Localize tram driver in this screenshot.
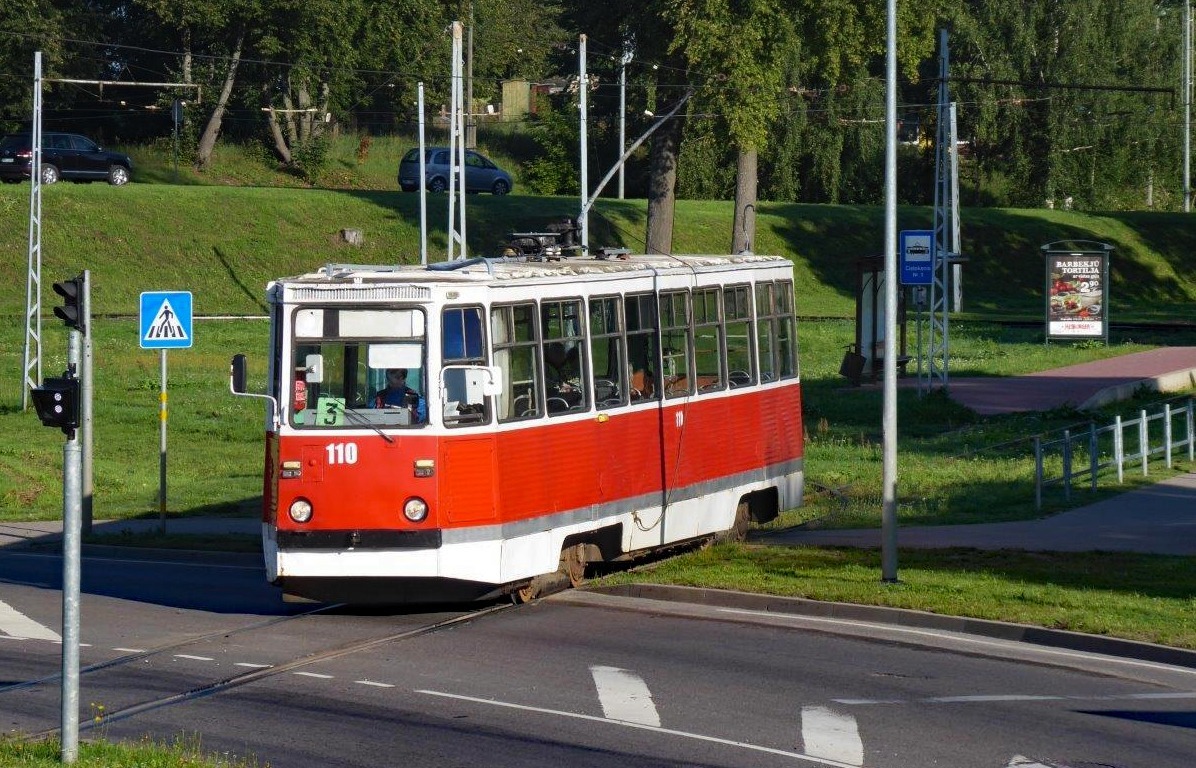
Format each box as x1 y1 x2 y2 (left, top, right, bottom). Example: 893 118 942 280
373 368 427 422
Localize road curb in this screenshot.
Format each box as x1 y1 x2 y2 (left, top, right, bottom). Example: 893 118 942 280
13 540 262 568
585 583 1196 671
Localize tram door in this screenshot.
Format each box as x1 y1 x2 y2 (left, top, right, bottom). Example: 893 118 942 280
605 294 667 507
439 307 497 524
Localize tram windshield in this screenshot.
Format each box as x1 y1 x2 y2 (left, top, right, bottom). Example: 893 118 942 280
288 307 427 428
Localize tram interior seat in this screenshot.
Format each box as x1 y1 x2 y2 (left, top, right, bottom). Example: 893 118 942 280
630 370 654 399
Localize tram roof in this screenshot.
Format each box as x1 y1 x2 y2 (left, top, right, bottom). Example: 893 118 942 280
275 253 792 288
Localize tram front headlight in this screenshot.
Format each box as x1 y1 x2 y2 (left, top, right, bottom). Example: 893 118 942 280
288 498 314 524
403 497 428 523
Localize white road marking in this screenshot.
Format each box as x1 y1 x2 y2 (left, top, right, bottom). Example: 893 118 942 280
0 599 60 641
418 689 863 767
355 680 395 688
590 665 661 726
174 654 214 661
718 607 1196 677
235 662 273 669
113 647 146 653
1006 756 1055 768
801 706 864 766
836 690 1196 706
293 672 333 679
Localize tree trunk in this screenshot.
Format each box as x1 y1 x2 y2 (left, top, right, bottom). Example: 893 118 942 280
646 106 685 254
195 29 244 169
265 82 293 165
731 147 758 254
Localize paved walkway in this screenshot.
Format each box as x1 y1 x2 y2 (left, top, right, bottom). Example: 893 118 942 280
943 346 1196 415
758 471 1196 555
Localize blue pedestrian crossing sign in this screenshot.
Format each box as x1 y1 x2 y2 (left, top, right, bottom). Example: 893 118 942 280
140 291 193 349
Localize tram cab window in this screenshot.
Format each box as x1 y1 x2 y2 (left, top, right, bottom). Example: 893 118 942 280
541 299 588 415
442 306 491 426
288 307 427 429
625 293 659 401
493 303 542 422
659 291 693 398
589 296 627 408
725 284 756 387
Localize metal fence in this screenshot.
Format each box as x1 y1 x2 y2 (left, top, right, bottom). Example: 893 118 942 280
1033 398 1196 510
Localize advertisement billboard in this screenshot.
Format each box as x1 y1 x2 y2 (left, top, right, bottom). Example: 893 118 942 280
1044 248 1109 342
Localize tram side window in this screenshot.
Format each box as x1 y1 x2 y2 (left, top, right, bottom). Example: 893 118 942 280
756 281 799 382
724 284 755 387
442 306 490 426
693 287 724 394
775 280 799 378
589 295 627 408
659 291 692 398
541 299 589 415
492 303 542 422
625 293 660 401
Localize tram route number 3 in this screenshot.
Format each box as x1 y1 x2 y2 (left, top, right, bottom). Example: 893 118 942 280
326 442 358 464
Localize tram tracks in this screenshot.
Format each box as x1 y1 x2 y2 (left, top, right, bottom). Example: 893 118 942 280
8 601 514 741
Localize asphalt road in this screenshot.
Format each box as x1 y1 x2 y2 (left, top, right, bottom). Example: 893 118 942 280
2 550 1195 768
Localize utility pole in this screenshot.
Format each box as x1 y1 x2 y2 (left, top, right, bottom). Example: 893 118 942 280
619 47 633 199
22 51 43 411
579 34 589 253
466 1 476 148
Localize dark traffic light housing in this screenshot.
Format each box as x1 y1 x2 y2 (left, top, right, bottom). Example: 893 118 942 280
53 276 85 333
31 375 80 437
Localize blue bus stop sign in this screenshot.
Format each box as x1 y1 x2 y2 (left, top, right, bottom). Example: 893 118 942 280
899 230 934 286
140 291 193 349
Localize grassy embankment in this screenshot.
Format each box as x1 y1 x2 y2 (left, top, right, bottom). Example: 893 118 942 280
1 142 1195 653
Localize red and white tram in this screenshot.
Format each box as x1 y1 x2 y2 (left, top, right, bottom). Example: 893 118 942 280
231 252 803 602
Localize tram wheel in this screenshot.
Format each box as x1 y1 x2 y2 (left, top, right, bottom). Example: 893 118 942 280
712 501 752 545
561 543 588 587
511 571 570 604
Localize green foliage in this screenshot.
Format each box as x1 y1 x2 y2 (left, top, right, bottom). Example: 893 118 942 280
289 133 331 181
0 734 263 767
521 98 580 195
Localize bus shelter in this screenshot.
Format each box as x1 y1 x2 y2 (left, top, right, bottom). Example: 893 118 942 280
839 254 908 386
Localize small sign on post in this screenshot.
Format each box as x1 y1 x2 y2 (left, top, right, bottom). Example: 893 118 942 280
899 230 934 285
139 291 193 533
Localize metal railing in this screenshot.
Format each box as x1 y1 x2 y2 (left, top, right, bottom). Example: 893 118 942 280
1034 398 1196 510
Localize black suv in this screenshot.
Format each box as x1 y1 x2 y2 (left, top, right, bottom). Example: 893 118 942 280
0 132 133 186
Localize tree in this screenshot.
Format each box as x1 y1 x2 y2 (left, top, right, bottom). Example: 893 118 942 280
667 0 794 253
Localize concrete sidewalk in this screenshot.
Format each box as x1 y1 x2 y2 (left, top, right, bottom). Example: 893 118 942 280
0 515 260 551
757 471 1196 555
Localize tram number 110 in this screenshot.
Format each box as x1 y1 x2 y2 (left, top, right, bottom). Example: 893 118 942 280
326 442 359 465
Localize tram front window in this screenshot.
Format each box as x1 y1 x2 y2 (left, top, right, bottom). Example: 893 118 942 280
289 307 427 428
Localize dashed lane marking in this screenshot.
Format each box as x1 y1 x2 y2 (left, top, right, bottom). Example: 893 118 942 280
0 599 60 641
356 680 395 688
418 689 865 767
590 665 661 726
293 672 333 679
173 654 215 662
801 706 864 766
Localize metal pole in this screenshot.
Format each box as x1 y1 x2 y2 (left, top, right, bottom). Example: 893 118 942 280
60 331 82 764
418 82 427 266
159 349 168 533
618 50 629 199
22 51 44 410
1115 414 1124 484
81 270 93 534
579 34 589 254
881 0 899 582
1185 0 1191 212
465 2 475 149
1034 436 1043 511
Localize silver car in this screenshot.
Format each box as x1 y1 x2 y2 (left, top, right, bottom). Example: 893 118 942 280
397 147 512 195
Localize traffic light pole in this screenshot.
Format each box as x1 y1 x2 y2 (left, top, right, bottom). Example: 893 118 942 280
60 332 82 764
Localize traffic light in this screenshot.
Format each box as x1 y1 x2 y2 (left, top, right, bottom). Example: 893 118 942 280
31 376 80 436
53 276 85 333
